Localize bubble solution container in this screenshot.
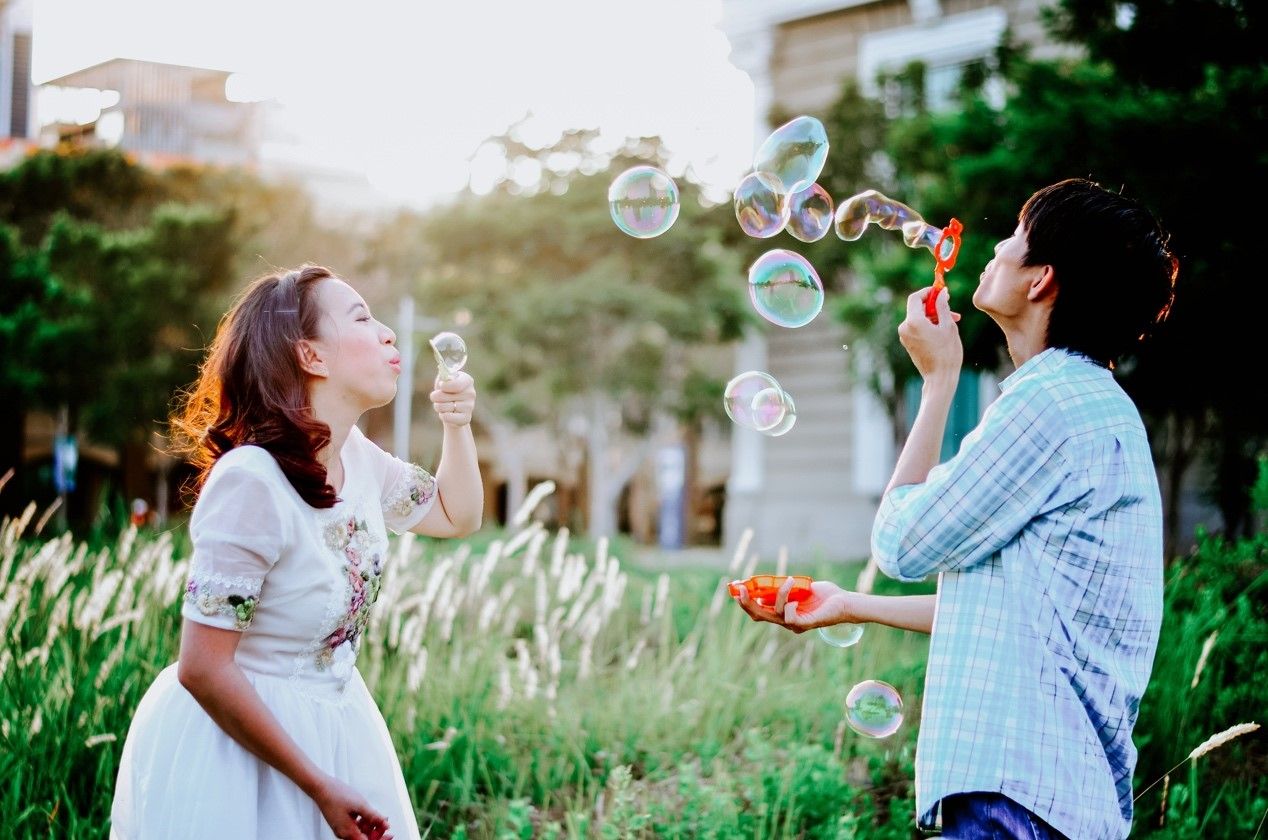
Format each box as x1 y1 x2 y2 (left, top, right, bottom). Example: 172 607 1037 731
727 575 814 608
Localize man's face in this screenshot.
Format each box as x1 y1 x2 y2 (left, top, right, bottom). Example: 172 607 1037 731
972 222 1045 320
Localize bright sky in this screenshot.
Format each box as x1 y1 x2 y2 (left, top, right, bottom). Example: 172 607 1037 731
33 0 758 209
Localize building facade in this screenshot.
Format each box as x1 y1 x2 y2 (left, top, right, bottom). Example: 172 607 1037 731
39 58 261 167
0 0 35 143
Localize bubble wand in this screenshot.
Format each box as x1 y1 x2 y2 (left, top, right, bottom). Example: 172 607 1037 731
925 218 963 323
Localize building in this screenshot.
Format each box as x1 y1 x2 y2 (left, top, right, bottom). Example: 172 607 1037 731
0 0 35 143
720 0 1061 561
39 58 261 167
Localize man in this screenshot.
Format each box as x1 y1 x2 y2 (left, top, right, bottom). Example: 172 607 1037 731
733 179 1178 839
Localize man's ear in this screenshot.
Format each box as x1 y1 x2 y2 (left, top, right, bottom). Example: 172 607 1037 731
1028 265 1057 303
297 340 328 377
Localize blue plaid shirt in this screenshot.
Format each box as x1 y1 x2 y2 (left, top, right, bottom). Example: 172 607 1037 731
872 348 1164 839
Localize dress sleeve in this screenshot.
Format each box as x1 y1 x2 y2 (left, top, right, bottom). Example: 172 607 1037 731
349 426 438 534
181 455 289 631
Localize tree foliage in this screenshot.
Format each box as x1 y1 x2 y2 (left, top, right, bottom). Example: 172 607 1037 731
363 129 750 534
0 149 354 520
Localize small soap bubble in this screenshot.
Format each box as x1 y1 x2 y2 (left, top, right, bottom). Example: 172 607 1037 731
845 679 904 738
786 183 834 243
734 172 789 239
723 371 781 429
749 387 788 432
429 332 468 380
759 390 797 437
608 166 680 239
819 624 865 648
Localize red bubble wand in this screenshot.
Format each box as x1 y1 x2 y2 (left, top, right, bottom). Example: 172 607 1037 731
924 218 963 323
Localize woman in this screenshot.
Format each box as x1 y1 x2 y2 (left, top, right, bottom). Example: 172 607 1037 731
111 265 483 840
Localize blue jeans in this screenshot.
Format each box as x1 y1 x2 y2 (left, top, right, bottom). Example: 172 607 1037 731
939 792 1067 839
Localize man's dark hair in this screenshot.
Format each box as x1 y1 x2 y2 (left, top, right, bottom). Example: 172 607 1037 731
1020 178 1178 368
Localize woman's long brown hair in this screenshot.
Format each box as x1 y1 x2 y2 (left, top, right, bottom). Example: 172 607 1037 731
171 264 339 508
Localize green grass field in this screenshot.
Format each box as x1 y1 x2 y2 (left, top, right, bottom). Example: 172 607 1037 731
1 494 1263 838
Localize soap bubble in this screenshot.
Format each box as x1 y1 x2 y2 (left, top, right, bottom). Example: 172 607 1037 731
429 332 468 381
759 391 797 437
835 190 922 241
723 371 781 429
845 679 904 738
902 220 941 251
734 172 789 239
786 183 834 243
608 166 680 238
818 623 865 648
748 249 824 328
749 387 788 432
754 115 830 195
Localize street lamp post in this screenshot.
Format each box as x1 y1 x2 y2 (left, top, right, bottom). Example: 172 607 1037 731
393 294 440 462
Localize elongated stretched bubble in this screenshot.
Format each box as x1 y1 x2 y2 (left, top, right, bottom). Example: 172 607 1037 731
835 189 943 255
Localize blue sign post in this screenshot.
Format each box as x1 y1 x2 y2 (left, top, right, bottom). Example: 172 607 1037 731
53 435 78 494
655 444 686 550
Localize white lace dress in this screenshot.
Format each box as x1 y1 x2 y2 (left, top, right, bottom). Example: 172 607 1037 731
111 426 437 839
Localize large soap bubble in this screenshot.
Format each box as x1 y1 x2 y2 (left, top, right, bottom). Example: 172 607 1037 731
754 116 830 195
748 249 824 329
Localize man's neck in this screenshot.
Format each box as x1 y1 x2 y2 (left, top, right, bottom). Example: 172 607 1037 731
1005 334 1047 369
1000 312 1049 370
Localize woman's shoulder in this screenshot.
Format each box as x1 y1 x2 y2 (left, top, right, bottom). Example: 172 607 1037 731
204 444 288 493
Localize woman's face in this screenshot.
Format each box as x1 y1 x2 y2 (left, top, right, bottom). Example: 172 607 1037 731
309 278 401 410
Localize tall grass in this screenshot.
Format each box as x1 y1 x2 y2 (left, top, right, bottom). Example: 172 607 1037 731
0 492 929 839
2 477 1263 838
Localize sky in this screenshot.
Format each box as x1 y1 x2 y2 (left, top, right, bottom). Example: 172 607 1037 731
33 0 759 209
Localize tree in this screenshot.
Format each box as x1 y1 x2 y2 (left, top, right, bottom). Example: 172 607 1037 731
0 148 367 521
364 129 749 538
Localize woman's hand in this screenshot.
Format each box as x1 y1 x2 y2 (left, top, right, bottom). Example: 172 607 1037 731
431 371 476 428
732 578 864 634
312 775 394 840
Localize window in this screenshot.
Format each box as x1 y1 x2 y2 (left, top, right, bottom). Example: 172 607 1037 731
858 6 1007 110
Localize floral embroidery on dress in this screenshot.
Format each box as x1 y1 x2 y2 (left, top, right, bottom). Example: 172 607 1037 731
316 515 384 672
384 464 436 521
184 575 260 630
